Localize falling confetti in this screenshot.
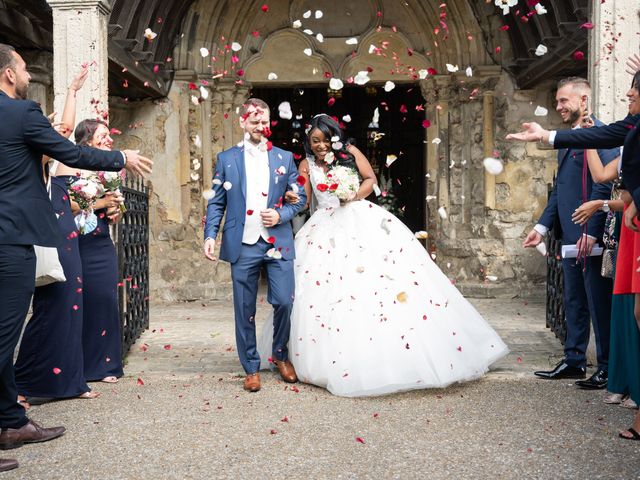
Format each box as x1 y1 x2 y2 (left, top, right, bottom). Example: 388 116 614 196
199 47 210 57
483 157 504 175
534 106 548 116
329 78 344 90
268 72 278 80
383 81 396 92
535 44 547 56
53 367 62 375
438 206 447 219
144 28 157 41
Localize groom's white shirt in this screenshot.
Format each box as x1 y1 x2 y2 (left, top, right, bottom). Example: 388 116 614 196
242 140 270 244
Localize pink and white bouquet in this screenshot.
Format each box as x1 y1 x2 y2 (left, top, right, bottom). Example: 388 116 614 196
323 165 360 203
68 175 104 234
97 170 127 213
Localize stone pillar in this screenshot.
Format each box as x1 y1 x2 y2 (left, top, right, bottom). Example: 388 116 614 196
588 0 640 122
46 0 111 124
483 92 495 209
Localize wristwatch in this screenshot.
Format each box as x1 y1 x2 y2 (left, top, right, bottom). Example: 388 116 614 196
602 200 610 213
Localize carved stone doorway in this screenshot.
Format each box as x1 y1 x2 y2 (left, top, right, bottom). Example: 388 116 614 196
252 84 426 232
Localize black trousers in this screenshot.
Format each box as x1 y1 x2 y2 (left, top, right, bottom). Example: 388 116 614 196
0 245 34 428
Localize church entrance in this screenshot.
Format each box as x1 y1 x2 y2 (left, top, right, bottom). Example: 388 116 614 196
252 85 426 233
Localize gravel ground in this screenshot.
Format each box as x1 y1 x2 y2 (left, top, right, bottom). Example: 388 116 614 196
5 298 639 479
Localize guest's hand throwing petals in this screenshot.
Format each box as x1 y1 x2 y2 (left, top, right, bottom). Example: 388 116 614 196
506 122 550 143
123 150 153 177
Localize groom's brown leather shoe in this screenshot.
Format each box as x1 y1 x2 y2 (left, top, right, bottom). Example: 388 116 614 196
243 373 261 392
0 420 65 450
274 360 298 383
0 458 18 472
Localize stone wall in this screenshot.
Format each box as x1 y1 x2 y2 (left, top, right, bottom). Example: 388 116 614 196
104 69 563 302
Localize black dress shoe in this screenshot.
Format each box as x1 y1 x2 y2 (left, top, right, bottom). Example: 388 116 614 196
575 369 608 389
534 361 586 380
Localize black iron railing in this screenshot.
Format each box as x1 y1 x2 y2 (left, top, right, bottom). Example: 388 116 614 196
115 176 150 358
545 179 567 344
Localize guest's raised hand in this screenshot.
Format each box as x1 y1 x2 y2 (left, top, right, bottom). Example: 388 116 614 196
522 229 543 248
284 190 300 204
69 66 89 92
572 200 601 225
123 150 153 177
625 54 640 76
506 122 548 142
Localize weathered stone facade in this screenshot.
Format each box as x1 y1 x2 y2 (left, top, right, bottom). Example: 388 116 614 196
23 0 638 302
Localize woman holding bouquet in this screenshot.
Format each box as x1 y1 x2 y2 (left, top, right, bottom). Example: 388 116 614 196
258 114 508 397
65 119 125 384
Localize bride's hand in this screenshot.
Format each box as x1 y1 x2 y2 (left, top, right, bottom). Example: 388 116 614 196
284 190 300 205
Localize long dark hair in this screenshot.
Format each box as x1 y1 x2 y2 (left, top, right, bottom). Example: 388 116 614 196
74 119 108 146
304 114 357 170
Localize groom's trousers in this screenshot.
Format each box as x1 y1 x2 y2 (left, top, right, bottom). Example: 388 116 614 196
231 239 295 374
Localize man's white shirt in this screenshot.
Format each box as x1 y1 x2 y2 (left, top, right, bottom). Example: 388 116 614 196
242 141 270 244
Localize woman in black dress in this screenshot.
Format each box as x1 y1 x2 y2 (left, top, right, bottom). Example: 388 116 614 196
72 119 125 383
14 68 99 401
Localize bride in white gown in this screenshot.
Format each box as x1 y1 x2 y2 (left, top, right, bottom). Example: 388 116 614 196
258 114 508 397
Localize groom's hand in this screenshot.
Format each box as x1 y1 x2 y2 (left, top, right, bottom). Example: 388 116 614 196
203 238 217 261
261 209 280 228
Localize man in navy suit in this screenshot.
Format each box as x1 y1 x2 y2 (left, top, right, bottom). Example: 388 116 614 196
204 98 306 392
520 77 620 387
0 43 152 471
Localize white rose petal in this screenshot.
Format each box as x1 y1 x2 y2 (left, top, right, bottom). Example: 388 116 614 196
190 95 199 106
486 275 498 282
384 81 395 92
534 106 549 116
199 47 209 57
535 3 547 15
346 37 358 45
303 29 313 35
368 44 377 54
418 69 429 79
315 10 323 19
190 172 200 181
446 63 459 73
231 42 242 52
342 114 352 123
437 206 447 219
267 72 278 80
324 152 335 164
465 66 473 77
199 86 209 99
330 135 340 142
212 178 222 186
332 142 343 150
386 154 398 167
354 71 370 85
303 10 311 18
414 231 429 239
193 134 201 148
144 28 157 40
329 78 344 90
292 20 302 28
483 157 504 175
267 248 283 259
316 33 324 43
303 48 312 56
535 44 548 56
223 181 233 190
432 137 442 145
202 189 215 200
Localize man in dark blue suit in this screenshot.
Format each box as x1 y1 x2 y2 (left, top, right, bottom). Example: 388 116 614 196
203 99 306 392
0 44 152 471
520 77 620 388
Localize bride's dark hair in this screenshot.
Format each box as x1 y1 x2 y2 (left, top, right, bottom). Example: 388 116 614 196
304 114 357 171
74 119 108 146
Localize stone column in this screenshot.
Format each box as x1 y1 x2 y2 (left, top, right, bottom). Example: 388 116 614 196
46 0 111 124
588 0 640 122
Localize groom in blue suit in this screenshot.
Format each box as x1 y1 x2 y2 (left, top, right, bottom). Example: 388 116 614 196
522 77 619 387
204 98 306 392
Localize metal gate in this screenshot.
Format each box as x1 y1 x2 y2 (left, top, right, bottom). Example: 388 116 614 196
545 180 567 344
115 176 150 358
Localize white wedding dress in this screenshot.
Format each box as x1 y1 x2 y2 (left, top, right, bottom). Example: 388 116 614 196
258 158 509 397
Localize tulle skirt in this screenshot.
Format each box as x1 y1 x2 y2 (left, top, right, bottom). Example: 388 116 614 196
258 200 508 397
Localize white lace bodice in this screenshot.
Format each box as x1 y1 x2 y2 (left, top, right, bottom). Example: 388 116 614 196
307 157 340 209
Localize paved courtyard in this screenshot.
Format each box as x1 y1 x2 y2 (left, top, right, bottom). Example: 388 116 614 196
6 296 640 479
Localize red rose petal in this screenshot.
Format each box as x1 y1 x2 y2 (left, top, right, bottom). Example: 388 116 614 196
261 4 269 12
356 437 366 444
267 236 276 244
53 367 62 375
164 344 172 350
247 209 254 215
422 119 431 128
572 51 585 61
137 377 145 386
297 175 306 186
327 97 336 106
316 183 329 192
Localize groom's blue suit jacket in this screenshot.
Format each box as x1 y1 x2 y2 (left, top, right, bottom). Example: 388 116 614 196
539 119 619 243
204 144 306 263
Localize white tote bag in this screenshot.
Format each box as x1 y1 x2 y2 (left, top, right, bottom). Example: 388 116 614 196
35 162 66 287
